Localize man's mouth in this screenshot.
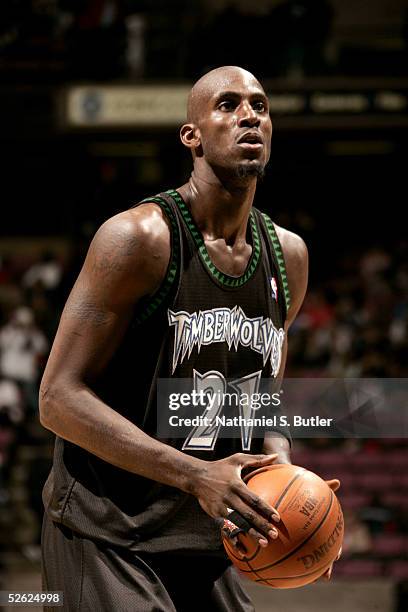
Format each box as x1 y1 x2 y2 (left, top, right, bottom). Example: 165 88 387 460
237 131 264 149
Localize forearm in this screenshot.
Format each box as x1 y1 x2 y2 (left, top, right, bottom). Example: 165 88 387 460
39 382 206 494
262 432 292 464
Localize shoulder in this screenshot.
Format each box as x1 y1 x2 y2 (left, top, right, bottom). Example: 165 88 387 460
273 224 308 326
273 224 308 276
93 202 171 255
84 202 172 298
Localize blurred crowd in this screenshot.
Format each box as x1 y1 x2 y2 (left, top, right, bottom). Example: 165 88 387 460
287 240 408 377
0 250 65 562
1 0 408 81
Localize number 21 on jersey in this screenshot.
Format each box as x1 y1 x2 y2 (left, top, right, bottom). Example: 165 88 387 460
182 369 262 452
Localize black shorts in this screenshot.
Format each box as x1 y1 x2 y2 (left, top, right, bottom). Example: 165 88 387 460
41 513 255 612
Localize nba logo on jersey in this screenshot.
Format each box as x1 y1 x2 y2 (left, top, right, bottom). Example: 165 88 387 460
270 277 278 302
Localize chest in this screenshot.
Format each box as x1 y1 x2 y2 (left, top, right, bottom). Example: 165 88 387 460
203 238 253 277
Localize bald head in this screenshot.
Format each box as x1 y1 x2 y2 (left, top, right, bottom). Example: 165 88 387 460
180 65 272 180
187 66 264 123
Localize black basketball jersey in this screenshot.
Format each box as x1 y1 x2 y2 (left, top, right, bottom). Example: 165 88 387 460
42 189 291 556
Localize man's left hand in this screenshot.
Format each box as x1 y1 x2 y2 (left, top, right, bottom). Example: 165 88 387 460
320 478 342 581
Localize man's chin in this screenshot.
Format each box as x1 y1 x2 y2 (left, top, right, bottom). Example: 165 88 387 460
235 161 265 180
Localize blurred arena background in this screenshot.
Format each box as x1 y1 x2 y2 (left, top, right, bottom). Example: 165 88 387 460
0 1 407 610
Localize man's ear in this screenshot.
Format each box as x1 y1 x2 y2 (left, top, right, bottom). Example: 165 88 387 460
180 123 201 152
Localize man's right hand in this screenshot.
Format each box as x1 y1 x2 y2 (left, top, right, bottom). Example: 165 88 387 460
191 453 281 556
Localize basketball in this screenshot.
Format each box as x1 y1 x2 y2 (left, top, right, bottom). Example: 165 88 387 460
222 464 344 589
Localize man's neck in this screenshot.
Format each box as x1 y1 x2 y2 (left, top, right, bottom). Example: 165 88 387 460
177 167 257 247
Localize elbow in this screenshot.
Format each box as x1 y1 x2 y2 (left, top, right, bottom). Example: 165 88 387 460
39 380 61 432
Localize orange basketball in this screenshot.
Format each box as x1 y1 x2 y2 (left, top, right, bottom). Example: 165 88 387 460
222 464 344 589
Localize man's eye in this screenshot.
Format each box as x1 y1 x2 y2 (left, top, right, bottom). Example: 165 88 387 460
219 101 234 111
254 102 266 112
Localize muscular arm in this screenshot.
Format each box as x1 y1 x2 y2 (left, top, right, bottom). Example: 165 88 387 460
262 226 309 462
39 203 207 493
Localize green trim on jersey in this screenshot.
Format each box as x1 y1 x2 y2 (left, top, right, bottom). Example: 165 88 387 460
134 195 179 323
167 189 261 288
262 213 291 313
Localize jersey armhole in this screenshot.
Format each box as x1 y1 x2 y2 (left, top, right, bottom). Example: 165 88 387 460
261 213 291 316
132 195 181 324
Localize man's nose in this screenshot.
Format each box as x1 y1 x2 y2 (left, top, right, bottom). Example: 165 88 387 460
237 102 260 127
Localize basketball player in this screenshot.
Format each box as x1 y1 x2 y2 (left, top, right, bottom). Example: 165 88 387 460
39 66 340 611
